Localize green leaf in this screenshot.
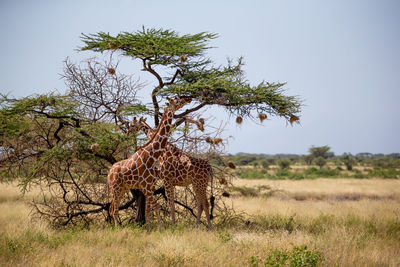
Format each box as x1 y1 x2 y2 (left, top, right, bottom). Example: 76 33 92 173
80 27 218 66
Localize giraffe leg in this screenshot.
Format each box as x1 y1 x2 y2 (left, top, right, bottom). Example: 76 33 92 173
144 193 161 232
154 198 161 231
195 198 203 228
165 182 176 225
202 195 212 230
194 185 212 229
144 194 151 232
193 185 204 228
110 188 123 226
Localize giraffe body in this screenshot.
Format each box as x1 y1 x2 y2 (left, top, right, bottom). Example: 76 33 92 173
107 97 191 231
130 118 213 229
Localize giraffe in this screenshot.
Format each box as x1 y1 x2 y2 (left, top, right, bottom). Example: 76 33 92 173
107 97 192 231
129 117 214 229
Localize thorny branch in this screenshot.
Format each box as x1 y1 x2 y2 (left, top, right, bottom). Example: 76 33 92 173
2 56 236 228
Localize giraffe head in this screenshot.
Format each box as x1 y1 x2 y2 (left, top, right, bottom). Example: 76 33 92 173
129 117 157 139
129 117 148 134
166 97 192 112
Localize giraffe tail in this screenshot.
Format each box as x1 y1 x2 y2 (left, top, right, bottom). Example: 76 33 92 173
208 165 215 220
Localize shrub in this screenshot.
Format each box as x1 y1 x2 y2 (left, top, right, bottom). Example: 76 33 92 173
216 229 232 243
261 160 270 169
368 169 400 179
275 170 305 180
277 159 291 170
236 168 269 179
249 246 322 267
341 154 357 171
314 156 327 169
304 167 339 178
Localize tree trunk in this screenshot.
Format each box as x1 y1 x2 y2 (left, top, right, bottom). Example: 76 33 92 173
131 189 146 225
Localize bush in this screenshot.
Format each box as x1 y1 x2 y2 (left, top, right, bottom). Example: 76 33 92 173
314 156 327 169
261 160 270 169
249 245 322 267
368 169 400 179
236 168 269 179
277 159 291 170
304 167 339 178
274 170 305 180
341 154 356 171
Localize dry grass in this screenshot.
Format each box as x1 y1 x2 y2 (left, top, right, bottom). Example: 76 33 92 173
1 179 400 266
233 178 400 195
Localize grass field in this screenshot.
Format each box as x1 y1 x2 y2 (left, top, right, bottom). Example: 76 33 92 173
1 178 399 266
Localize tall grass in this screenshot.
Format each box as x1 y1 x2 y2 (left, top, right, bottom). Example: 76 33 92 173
1 179 400 266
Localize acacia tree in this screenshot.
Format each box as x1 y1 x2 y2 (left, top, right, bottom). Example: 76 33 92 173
1 27 302 227
80 27 302 222
309 145 332 159
0 58 149 226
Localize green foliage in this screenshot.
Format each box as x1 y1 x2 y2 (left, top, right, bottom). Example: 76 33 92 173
372 158 400 169
303 155 313 165
236 168 269 179
249 246 322 267
235 155 259 166
340 153 356 170
234 162 399 180
274 170 305 180
367 169 400 179
1 93 78 119
80 27 302 122
308 145 332 159
261 160 270 169
277 159 291 170
304 167 339 178
80 27 217 66
216 229 233 243
313 157 327 169
165 68 301 119
0 94 77 140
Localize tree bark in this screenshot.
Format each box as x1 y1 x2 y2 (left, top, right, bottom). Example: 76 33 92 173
131 189 146 225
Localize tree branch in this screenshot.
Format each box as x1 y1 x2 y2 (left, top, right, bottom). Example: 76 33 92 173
141 59 165 126
54 121 64 144
153 187 197 219
165 69 182 86
174 102 206 118
152 86 161 126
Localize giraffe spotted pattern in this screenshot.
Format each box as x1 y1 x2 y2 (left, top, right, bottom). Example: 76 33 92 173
107 97 192 231
130 117 213 229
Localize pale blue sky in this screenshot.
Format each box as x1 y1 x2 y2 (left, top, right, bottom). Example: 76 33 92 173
1 0 399 155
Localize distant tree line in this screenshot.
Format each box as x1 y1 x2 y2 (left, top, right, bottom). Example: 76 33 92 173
223 146 400 171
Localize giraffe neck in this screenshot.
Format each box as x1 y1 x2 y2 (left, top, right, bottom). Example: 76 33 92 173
141 119 181 153
143 107 174 159
141 121 156 139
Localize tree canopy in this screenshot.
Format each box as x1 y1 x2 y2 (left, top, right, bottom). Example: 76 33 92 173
80 27 302 125
309 145 333 159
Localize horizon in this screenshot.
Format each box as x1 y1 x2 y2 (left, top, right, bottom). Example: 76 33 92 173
229 151 400 157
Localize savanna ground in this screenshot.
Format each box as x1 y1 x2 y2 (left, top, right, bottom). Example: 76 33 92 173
1 176 400 266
